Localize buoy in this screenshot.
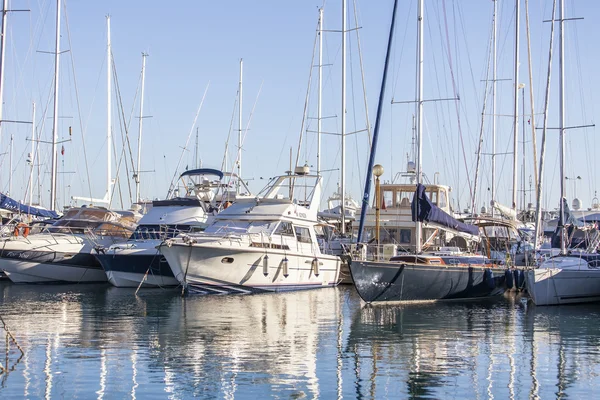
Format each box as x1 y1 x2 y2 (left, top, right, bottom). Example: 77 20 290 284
518 269 525 289
513 269 524 289
505 269 514 289
312 257 320 276
282 257 289 278
262 254 269 276
484 268 495 289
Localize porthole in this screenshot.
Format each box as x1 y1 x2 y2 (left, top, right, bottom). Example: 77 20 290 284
221 257 234 264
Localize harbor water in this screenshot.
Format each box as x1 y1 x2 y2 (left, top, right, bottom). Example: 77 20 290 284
1 282 599 399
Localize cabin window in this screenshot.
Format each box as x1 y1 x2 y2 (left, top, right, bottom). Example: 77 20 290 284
381 228 398 244
383 190 394 208
429 191 438 206
294 226 312 243
396 190 412 208
274 221 295 237
399 229 411 244
439 190 448 208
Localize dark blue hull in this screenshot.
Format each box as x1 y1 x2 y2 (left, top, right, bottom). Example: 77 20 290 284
349 260 506 302
95 253 178 288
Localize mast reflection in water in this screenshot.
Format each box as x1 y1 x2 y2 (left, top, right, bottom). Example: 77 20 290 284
1 282 600 398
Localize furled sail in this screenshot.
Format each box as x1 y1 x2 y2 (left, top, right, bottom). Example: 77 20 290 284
411 183 479 236
0 193 59 219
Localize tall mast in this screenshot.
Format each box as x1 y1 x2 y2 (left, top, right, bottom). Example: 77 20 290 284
558 0 566 254
106 15 112 205
0 0 8 172
8 133 12 194
135 52 147 203
512 0 520 210
415 0 424 253
340 0 347 234
317 8 323 176
491 0 497 216
195 127 199 168
29 103 36 206
237 58 243 194
49 0 61 211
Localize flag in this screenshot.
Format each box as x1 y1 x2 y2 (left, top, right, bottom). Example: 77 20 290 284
381 197 387 210
61 145 65 156
528 118 531 125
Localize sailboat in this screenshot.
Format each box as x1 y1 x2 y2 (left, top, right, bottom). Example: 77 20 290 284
348 0 507 303
0 15 142 284
525 0 600 306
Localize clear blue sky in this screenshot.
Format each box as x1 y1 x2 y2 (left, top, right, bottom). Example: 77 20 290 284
1 0 599 214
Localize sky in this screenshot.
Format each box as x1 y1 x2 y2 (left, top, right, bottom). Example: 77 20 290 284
0 0 599 215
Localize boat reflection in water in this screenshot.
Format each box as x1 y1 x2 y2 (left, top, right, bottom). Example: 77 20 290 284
2 284 600 398
346 295 600 399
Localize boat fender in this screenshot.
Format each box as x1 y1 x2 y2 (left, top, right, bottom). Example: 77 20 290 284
513 269 524 289
484 268 495 289
312 257 320 276
504 269 514 289
282 257 289 278
262 254 269 276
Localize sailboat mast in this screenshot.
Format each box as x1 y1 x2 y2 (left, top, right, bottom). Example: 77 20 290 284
317 7 323 176
0 0 7 168
49 0 61 211
135 52 147 203
559 0 566 254
415 0 424 253
106 15 112 206
8 133 12 194
29 103 36 206
237 58 243 194
512 0 521 210
340 0 347 234
491 0 497 216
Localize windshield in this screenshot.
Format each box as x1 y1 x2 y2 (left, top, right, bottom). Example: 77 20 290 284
204 220 279 235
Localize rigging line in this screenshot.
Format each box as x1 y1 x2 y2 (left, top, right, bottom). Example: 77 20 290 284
428 4 457 195
111 57 133 207
472 18 494 214
347 22 363 193
111 55 135 203
391 0 415 95
221 95 238 173
63 4 93 201
352 0 371 147
293 16 319 172
166 83 210 199
571 15 594 197
441 0 473 207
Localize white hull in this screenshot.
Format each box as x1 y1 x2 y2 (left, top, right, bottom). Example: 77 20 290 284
0 234 110 283
2 258 107 283
106 270 178 288
525 257 600 305
160 242 341 294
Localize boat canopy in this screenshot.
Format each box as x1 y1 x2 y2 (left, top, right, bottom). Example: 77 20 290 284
412 184 479 236
179 168 224 180
0 192 59 219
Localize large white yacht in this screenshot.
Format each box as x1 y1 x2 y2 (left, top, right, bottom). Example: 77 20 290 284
0 206 140 283
95 169 251 288
159 168 342 294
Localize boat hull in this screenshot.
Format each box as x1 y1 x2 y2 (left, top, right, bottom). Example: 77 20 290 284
349 260 505 303
0 235 109 283
160 242 341 294
525 264 600 306
95 244 178 288
1 255 106 283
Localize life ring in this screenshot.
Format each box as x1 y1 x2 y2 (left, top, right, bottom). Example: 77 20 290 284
13 222 30 238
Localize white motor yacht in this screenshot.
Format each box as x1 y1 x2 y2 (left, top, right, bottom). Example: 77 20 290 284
95 169 251 288
0 206 139 283
159 169 342 294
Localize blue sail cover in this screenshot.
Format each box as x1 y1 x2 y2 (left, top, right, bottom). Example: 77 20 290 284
0 193 59 219
411 184 479 236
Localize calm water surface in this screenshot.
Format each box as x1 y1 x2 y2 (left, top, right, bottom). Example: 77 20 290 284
0 282 599 399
